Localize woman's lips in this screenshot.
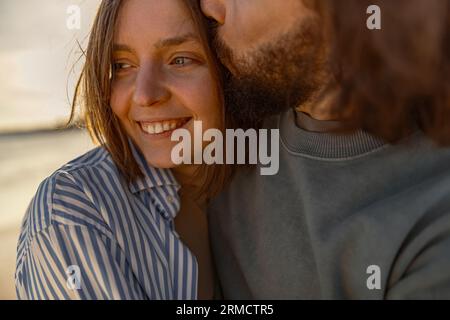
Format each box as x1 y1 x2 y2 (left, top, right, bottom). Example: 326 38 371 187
138 117 192 135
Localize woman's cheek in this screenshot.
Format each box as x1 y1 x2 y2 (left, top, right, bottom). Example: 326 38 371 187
201 75 222 129
184 72 222 128
110 80 132 120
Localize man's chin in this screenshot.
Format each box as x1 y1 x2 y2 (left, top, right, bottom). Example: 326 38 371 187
217 18 326 126
223 76 292 128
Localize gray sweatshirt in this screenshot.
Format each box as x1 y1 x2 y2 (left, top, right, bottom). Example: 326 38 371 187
208 109 450 299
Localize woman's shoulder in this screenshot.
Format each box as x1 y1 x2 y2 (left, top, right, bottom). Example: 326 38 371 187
38 145 116 199
45 145 118 187
19 147 117 242
62 145 113 172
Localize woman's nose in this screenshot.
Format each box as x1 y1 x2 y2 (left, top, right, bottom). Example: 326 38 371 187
200 0 226 25
132 64 170 108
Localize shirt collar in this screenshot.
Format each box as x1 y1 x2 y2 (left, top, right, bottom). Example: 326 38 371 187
127 139 181 220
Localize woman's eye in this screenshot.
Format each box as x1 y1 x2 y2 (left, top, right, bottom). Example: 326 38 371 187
114 63 132 71
170 57 194 67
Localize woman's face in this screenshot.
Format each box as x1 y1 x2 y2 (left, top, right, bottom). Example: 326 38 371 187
111 0 222 169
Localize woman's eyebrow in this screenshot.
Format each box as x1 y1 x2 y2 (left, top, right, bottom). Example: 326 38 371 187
112 33 201 54
154 32 200 49
112 44 136 54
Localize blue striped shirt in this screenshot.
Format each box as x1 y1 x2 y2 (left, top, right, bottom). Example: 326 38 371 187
15 141 198 300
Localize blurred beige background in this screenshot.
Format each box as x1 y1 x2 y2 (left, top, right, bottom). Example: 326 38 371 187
0 0 101 299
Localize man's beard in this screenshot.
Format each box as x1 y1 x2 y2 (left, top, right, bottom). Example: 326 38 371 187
213 17 328 127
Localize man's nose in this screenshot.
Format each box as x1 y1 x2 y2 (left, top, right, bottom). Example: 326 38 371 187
133 64 170 108
200 0 226 24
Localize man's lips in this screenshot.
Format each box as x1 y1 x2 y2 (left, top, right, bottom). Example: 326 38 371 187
138 117 192 135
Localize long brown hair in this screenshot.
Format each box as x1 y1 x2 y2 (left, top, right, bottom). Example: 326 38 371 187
318 0 450 145
68 0 232 198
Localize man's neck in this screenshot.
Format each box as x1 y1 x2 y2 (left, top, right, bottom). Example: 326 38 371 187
296 88 340 121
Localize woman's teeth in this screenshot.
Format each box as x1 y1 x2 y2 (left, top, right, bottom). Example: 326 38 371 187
140 119 188 135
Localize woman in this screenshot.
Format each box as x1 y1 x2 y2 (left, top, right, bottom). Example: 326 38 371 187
15 0 231 300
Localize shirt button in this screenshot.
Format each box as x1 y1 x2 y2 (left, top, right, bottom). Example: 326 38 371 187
166 195 175 204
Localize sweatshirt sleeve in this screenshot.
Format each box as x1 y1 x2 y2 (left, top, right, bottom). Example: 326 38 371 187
386 212 450 299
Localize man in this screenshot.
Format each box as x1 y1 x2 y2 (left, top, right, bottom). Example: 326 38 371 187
201 0 450 299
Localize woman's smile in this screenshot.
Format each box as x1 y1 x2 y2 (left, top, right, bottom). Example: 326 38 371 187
137 117 193 139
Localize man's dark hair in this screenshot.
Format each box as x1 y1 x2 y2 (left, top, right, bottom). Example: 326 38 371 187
323 0 450 145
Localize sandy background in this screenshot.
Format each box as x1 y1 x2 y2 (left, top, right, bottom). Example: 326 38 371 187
0 129 94 299
0 0 100 299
